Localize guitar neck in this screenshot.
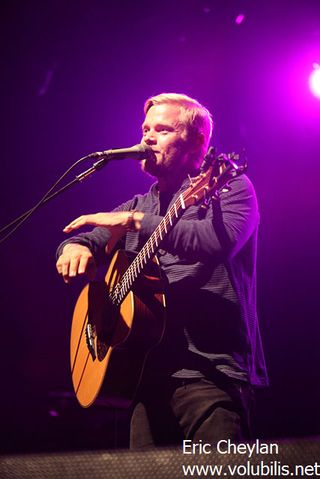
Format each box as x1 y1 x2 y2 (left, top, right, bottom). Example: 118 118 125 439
111 192 187 306
109 158 245 306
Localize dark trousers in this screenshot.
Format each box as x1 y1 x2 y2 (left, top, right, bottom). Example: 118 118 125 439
130 376 253 449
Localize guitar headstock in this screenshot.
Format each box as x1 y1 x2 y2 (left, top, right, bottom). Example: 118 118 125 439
183 150 247 209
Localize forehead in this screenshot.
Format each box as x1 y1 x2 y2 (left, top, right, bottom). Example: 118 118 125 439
143 103 183 125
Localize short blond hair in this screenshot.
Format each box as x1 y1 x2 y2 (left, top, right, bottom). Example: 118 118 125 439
144 93 213 162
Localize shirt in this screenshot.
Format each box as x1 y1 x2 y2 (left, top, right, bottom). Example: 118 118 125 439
57 173 269 387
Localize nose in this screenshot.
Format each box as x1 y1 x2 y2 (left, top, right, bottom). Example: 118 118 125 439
143 129 157 145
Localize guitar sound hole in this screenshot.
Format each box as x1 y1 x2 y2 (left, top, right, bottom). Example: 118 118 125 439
97 338 109 361
88 280 118 344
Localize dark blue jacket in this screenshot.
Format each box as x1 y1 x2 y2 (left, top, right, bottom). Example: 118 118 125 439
57 173 268 387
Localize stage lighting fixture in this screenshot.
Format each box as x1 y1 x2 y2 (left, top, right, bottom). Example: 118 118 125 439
309 64 320 99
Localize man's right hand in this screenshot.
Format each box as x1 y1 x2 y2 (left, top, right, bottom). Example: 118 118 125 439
56 243 96 283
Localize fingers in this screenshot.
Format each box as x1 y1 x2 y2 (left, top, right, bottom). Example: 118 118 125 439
62 213 109 232
58 211 134 283
62 212 129 233
78 254 90 275
68 254 82 278
56 255 75 283
63 215 91 233
56 244 95 283
56 256 72 283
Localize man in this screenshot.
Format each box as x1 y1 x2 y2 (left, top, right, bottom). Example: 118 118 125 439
56 93 268 448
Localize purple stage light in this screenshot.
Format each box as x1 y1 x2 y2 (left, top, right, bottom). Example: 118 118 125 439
235 14 245 25
309 64 320 99
48 409 59 417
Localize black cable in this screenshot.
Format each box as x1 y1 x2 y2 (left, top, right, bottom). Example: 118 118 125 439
0 155 89 245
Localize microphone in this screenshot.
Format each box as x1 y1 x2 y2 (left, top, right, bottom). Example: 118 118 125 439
85 143 153 161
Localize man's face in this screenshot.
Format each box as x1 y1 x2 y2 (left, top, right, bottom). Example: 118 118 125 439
141 103 194 178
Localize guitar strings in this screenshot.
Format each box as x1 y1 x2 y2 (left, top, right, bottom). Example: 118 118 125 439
111 196 184 307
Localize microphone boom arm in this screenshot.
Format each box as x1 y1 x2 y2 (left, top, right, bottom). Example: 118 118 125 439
0 146 148 243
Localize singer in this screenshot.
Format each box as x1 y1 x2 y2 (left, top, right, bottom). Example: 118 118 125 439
56 93 268 448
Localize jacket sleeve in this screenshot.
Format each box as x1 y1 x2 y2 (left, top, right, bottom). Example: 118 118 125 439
138 175 259 261
55 197 136 264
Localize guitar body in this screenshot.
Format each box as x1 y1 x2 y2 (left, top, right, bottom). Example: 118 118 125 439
70 250 166 408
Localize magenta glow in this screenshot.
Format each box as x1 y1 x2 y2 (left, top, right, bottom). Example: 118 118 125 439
235 14 245 25
309 64 320 99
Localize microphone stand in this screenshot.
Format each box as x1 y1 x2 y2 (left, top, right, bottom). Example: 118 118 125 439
0 155 112 243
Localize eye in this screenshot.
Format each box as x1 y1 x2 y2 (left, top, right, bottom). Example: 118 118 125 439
157 126 172 133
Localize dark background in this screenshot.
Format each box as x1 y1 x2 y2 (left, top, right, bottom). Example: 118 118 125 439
1 0 320 453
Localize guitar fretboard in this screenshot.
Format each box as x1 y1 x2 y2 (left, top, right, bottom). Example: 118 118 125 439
110 192 186 306
108 158 243 307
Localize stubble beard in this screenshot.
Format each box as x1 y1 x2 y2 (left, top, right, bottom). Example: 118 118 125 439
140 153 169 178
141 145 198 183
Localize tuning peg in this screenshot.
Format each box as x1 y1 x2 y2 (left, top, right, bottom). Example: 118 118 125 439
200 187 211 209
200 146 216 172
188 174 196 187
211 191 220 200
200 202 209 210
221 184 231 193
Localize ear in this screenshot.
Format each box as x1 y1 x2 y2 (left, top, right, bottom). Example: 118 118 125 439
188 130 204 153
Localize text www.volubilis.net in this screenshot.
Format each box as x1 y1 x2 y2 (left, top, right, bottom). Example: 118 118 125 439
182 461 320 477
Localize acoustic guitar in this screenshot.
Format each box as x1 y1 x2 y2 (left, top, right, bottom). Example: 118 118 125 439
70 153 246 407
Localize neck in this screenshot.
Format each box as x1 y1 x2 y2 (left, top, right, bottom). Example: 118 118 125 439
157 175 184 193
157 166 200 193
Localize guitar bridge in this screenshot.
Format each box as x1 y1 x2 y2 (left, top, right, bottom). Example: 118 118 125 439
85 323 97 360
